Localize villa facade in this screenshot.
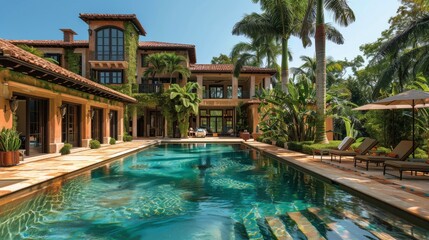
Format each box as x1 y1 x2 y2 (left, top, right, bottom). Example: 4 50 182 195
3 13 276 143
0 39 136 156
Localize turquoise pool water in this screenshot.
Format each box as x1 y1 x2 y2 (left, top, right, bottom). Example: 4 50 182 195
0 144 427 239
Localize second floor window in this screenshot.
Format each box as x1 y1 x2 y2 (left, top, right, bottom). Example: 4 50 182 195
209 86 224 98
96 27 124 61
98 71 123 84
227 86 243 99
44 53 61 65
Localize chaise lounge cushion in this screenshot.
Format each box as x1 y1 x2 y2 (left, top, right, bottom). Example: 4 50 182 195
355 140 414 162
330 138 377 157
384 161 429 170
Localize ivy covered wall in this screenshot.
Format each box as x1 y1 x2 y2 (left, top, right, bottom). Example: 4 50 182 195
64 49 81 75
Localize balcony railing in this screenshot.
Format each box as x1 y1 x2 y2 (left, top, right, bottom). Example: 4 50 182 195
203 92 251 99
138 84 163 93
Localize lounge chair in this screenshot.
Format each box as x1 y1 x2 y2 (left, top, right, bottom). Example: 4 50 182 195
383 160 429 180
312 137 355 161
354 140 416 171
330 138 378 163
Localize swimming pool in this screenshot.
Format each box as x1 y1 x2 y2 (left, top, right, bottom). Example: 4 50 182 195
0 144 427 239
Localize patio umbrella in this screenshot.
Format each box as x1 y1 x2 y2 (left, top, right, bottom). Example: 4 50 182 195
369 90 429 157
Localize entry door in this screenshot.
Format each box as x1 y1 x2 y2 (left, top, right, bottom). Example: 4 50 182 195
62 104 81 147
109 110 118 140
91 108 103 142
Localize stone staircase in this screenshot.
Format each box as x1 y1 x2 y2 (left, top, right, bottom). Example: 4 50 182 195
233 205 421 240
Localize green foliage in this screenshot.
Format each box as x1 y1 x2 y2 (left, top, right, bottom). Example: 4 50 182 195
109 138 116 145
123 134 133 142
64 49 81 74
167 82 201 137
59 143 72 155
143 52 190 83
89 139 101 149
124 21 139 88
236 102 249 133
0 128 21 152
287 141 314 152
302 141 343 155
211 54 233 64
17 44 59 64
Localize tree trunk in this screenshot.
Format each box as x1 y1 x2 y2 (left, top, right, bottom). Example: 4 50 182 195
281 37 289 93
314 0 329 144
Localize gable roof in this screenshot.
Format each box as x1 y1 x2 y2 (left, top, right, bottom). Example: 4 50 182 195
79 13 146 36
139 41 197 64
190 64 277 75
0 39 136 103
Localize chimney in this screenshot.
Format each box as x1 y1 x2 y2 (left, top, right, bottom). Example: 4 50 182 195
60 29 77 42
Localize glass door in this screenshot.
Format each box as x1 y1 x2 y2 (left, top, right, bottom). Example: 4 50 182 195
62 104 81 147
109 110 118 139
91 108 103 142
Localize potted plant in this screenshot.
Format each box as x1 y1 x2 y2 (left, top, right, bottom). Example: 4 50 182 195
0 128 22 167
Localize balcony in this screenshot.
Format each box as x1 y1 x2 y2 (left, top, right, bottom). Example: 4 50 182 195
138 83 163 93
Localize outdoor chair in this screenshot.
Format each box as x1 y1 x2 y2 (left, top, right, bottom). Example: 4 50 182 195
354 140 416 171
383 160 429 180
330 138 378 163
312 137 355 161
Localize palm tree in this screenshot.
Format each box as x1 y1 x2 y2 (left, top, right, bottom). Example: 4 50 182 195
143 53 167 82
163 53 191 84
231 35 281 77
167 82 201 138
300 0 355 143
373 14 429 97
17 44 59 64
232 0 306 91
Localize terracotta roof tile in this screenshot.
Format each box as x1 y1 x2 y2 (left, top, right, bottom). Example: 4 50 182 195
0 39 136 103
190 64 277 74
79 13 146 36
139 41 197 64
9 40 89 47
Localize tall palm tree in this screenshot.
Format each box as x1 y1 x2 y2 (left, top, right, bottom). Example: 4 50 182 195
232 0 305 91
373 14 429 97
300 0 355 143
231 35 281 77
143 53 167 82
168 82 201 138
163 53 191 84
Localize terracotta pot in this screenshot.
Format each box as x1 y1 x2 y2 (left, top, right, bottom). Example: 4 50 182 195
0 151 20 167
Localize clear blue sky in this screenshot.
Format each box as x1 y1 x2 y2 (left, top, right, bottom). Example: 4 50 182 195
0 0 400 67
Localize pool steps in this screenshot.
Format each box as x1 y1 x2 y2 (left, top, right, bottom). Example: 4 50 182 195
237 206 420 240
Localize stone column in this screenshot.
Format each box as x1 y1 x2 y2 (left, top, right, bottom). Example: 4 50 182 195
250 75 255 98
197 75 203 99
232 76 238 99
264 77 271 90
103 108 110 144
81 103 92 148
118 104 125 141
49 97 64 153
132 107 137 138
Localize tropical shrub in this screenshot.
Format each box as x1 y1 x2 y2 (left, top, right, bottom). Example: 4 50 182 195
59 143 72 155
167 82 201 138
109 138 116 145
123 135 133 142
89 140 101 149
0 128 21 152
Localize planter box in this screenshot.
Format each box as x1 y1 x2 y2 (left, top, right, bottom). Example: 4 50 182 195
239 132 250 141
0 151 20 167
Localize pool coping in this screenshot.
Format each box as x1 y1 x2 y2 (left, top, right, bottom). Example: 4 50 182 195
243 141 429 230
0 140 159 207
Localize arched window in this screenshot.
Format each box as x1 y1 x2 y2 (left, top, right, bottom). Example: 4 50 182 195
96 27 124 61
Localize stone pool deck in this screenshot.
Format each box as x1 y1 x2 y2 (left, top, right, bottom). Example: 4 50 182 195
0 138 428 228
